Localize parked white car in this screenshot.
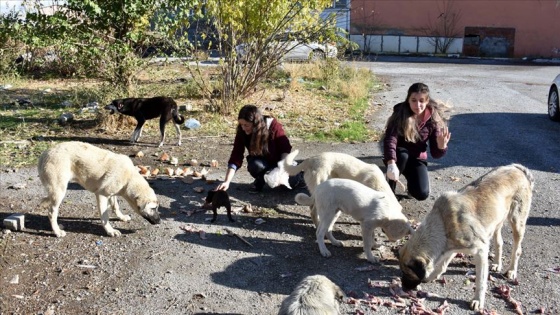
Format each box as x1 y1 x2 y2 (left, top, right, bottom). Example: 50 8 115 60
280 40 338 61
548 74 560 121
236 33 337 62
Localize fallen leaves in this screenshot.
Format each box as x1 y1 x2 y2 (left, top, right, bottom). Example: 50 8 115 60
160 152 170 162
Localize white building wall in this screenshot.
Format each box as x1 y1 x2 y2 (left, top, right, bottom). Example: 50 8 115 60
350 34 464 55
321 9 350 34
400 36 418 54
418 38 435 54
382 36 399 53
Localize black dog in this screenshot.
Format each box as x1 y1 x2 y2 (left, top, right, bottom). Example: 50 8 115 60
204 190 234 223
104 96 185 147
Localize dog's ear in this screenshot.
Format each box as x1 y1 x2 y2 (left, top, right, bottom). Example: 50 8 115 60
409 258 427 280
205 190 215 202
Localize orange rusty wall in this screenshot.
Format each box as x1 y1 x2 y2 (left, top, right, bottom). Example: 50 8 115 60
350 0 560 58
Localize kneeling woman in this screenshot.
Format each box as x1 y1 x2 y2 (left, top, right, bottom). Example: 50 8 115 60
383 82 451 200
216 104 302 192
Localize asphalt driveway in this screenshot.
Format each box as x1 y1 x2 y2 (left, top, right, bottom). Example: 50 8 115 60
356 57 560 314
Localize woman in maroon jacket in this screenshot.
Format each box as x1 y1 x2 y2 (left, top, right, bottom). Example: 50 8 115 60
216 105 302 192
383 83 451 200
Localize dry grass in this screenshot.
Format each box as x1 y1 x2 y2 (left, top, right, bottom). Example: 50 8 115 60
0 59 379 167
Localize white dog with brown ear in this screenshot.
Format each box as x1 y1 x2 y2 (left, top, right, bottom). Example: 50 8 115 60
283 150 401 226
296 178 413 263
398 164 534 311
38 141 160 237
278 275 345 315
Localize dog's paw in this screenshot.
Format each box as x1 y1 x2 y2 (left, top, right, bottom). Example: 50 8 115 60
504 269 517 280
331 240 344 247
491 263 502 272
366 253 380 264
470 299 481 311
119 215 132 222
106 230 122 237
54 230 67 237
320 249 332 258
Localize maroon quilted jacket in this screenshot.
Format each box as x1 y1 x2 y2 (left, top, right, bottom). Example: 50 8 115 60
227 117 292 170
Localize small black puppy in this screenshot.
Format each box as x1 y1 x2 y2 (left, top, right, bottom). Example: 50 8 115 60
204 190 234 223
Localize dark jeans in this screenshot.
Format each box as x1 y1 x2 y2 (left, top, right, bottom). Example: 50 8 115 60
247 155 304 190
247 156 272 190
388 147 430 200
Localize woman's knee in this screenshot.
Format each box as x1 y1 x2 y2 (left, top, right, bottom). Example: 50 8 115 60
247 157 268 177
409 187 430 201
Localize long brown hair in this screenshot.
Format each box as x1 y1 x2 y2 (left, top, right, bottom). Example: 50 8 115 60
238 105 269 156
384 83 450 142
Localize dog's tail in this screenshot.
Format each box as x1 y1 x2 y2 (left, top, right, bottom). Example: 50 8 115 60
172 108 185 125
512 163 534 190
295 192 314 207
169 99 185 125
282 149 306 176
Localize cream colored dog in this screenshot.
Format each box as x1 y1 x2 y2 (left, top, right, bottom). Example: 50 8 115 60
398 164 533 311
283 150 401 225
278 275 345 315
38 141 160 237
296 178 413 263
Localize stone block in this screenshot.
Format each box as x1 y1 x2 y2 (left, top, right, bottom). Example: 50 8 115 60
3 214 24 231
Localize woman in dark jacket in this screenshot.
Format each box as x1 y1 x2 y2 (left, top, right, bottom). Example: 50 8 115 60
216 104 301 192
383 83 451 200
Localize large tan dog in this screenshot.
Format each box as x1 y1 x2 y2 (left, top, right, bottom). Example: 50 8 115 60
278 275 345 315
38 141 160 237
283 150 402 225
296 178 413 263
398 164 533 311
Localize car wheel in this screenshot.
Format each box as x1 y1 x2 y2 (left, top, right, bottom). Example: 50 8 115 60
310 50 326 61
548 85 560 121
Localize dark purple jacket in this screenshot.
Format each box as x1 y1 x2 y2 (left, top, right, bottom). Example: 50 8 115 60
383 103 447 163
227 117 292 170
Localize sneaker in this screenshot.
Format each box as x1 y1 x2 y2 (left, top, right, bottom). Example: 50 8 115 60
251 177 265 192
289 172 306 189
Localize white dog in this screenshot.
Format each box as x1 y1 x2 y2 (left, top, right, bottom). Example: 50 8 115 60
283 150 401 225
296 178 413 263
278 275 345 315
399 164 534 311
38 141 160 237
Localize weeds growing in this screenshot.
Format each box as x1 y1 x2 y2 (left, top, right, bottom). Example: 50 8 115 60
0 59 380 168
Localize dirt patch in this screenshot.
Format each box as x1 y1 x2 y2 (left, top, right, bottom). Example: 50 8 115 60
3 58 560 314
0 131 538 315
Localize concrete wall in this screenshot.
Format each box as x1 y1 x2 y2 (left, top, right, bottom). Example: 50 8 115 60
350 34 463 55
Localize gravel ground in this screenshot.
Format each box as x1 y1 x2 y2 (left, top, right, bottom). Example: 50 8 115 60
1 58 560 315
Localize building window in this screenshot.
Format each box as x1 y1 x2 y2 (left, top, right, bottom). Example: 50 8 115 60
334 0 347 9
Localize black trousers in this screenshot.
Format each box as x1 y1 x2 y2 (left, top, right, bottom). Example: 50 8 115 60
246 156 271 189
388 147 430 200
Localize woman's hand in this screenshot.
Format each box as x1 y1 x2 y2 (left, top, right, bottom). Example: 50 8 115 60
437 126 451 150
216 181 230 191
386 162 399 181
217 168 236 191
